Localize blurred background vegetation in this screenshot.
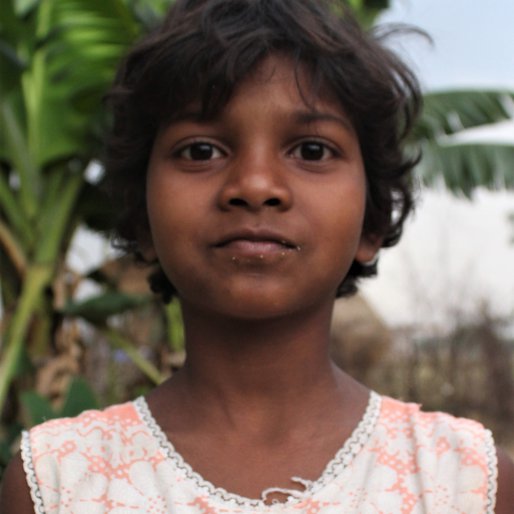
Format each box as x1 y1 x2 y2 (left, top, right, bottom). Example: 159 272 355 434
1 0 513 479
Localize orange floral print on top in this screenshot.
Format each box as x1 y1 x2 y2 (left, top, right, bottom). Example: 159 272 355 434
21 393 497 514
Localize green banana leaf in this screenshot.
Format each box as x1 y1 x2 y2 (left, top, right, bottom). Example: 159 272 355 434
415 90 514 140
62 292 150 325
21 377 99 426
418 141 514 195
412 90 514 192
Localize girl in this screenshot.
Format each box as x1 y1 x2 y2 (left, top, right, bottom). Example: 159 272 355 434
2 0 513 512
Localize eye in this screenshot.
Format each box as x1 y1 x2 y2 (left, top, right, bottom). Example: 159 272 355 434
176 142 224 161
290 141 335 161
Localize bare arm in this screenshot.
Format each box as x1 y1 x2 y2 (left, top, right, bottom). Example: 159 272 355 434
0 453 34 514
495 446 514 514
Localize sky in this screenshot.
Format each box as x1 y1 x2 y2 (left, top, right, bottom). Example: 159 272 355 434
67 0 514 333
360 0 514 331
379 0 514 91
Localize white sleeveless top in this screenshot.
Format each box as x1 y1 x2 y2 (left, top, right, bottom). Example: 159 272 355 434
21 392 497 513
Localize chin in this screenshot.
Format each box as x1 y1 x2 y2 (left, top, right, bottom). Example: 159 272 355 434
214 298 296 321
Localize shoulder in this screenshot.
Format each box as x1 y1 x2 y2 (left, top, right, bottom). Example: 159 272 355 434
0 453 34 514
34 398 141 431
376 396 498 511
22 400 144 471
495 446 514 514
26 399 142 450
3 400 147 514
379 395 494 444
24 398 148 471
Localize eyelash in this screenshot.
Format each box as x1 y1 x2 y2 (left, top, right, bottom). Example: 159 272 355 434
288 141 338 161
172 140 339 162
173 142 225 160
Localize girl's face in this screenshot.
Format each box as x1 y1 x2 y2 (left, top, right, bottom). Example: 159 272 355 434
146 56 377 320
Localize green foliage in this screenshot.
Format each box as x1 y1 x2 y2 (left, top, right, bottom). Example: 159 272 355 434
166 298 185 352
0 0 124 412
414 90 514 193
345 0 390 28
62 292 150 325
60 378 100 418
20 392 56 425
21 377 99 426
0 420 23 480
0 0 175 473
416 90 514 137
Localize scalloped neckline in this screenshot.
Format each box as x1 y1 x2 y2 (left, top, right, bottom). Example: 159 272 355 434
134 391 381 510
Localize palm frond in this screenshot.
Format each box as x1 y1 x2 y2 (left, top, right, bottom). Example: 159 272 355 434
412 89 514 193
416 140 514 195
20 0 142 167
414 90 514 140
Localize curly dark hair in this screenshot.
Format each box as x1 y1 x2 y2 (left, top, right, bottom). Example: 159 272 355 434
104 0 421 302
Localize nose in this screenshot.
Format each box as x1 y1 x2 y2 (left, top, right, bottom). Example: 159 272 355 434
217 152 293 212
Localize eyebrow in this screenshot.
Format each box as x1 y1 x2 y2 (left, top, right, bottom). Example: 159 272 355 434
292 110 353 131
167 109 354 131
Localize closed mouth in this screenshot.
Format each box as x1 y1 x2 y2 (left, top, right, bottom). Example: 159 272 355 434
213 230 299 250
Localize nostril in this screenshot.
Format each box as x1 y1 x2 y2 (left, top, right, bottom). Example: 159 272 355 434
224 196 284 209
228 198 248 207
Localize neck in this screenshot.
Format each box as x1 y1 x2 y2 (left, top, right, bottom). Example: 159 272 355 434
187 300 332 382
160 298 365 433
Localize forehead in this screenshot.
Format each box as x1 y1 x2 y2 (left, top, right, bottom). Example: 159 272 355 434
176 54 352 128
237 55 317 100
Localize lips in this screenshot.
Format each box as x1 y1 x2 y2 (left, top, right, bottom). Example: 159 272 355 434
214 229 298 248
213 229 300 260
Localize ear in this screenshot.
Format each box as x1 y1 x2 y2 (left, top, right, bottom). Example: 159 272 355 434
355 233 382 265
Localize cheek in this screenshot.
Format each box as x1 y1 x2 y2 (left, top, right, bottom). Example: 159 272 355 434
313 182 367 235
148 217 208 298
309 185 367 269
146 174 214 294
147 176 187 259
148 208 192 265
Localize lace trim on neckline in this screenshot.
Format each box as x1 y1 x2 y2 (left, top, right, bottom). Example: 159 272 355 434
20 430 46 514
134 391 381 509
484 429 498 514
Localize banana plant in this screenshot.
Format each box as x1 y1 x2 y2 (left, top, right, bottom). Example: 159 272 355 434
0 0 158 412
415 90 514 195
345 0 390 28
346 1 514 193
